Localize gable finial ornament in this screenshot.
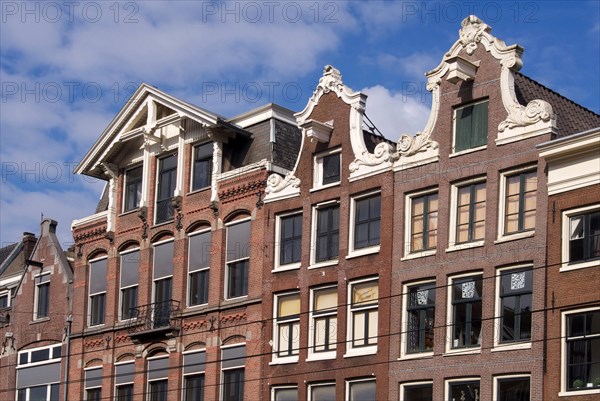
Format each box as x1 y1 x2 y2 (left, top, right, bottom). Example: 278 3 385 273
459 15 490 55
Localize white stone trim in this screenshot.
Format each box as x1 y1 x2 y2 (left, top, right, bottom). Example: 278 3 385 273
273 210 303 272
560 204 600 272
71 211 109 230
307 285 338 362
403 187 439 259
496 165 537 241
493 374 531 401
399 279 436 360
399 381 433 401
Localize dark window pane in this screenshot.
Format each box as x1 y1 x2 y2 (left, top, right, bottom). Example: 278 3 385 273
116 384 133 401
184 374 205 401
349 380 376 401
322 153 340 185
497 377 530 401
316 206 339 262
120 251 140 288
311 384 335 401
222 368 244 401
86 388 101 401
29 385 48 401
189 232 211 272
354 195 381 250
280 214 302 265
569 211 600 263
90 293 105 326
448 381 480 401
89 259 107 294
227 260 248 298
274 387 298 401
189 270 209 306
0 293 8 309
124 166 142 212
36 283 50 318
149 380 168 401
30 348 50 363
226 221 250 262
403 383 433 401
193 143 213 191
156 154 177 223
121 287 138 320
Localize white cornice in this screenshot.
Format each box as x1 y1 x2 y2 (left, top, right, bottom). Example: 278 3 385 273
538 128 600 160
71 211 109 230
228 103 297 128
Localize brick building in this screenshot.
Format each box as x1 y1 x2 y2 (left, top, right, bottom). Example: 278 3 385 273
538 128 600 400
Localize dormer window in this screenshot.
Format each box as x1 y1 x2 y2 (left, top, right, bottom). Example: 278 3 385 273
453 100 488 154
123 166 142 213
192 142 213 191
156 154 177 224
313 149 341 189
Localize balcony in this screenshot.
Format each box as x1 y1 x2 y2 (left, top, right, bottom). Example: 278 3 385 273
126 300 181 343
155 198 174 224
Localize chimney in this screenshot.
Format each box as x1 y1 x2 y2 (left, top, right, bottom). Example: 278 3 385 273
21 232 37 260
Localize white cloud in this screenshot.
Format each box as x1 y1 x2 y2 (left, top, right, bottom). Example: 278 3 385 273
362 85 430 141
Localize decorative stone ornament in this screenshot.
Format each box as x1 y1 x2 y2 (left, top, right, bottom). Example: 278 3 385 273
445 55 479 84
301 119 334 143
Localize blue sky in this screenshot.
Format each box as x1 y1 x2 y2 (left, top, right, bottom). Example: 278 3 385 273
1 1 599 247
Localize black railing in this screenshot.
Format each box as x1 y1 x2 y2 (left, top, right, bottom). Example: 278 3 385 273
155 198 174 224
127 300 180 334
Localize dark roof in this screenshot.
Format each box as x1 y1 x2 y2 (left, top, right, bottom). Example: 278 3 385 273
362 130 397 153
514 73 600 137
95 183 109 213
0 244 17 267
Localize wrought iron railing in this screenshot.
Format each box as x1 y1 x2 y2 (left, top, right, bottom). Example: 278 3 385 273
126 300 180 333
155 198 174 224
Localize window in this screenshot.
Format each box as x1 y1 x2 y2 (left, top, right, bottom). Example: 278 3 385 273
225 219 250 299
16 345 61 401
450 275 483 350
85 368 102 401
309 383 335 401
272 386 298 401
277 212 302 269
192 142 213 191
120 250 139 320
89 258 107 326
34 273 50 320
404 282 435 356
453 100 488 153
563 308 600 392
497 267 532 344
188 230 211 306
123 165 142 212
447 379 480 401
273 293 300 361
156 154 177 224
115 361 134 401
500 169 537 237
147 356 169 401
0 291 9 309
451 180 486 246
566 208 600 264
400 382 433 401
309 286 337 359
183 351 206 401
406 191 438 255
313 203 339 264
313 149 341 189
347 379 376 401
221 345 245 401
153 241 174 327
347 278 378 355
495 376 530 401
351 193 381 253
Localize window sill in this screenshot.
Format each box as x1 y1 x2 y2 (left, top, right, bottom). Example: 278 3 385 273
401 249 437 261
152 220 175 229
308 260 338 270
491 341 531 352
558 388 600 397
187 187 211 196
449 145 487 158
494 230 534 244
306 352 336 362
398 351 434 361
446 241 484 253
30 317 51 325
560 259 600 272
186 303 209 311
272 263 301 273
443 347 481 357
310 182 340 193
346 246 380 260
223 295 249 304
343 346 377 358
119 208 140 217
269 356 299 365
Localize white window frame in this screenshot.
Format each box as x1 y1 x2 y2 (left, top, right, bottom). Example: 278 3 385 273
220 343 246 401
307 285 338 361
445 377 481 401
344 277 378 358
152 238 174 305
190 141 214 193
307 382 335 401
122 164 143 214
182 349 206 401
84 366 102 401
274 211 303 272
445 272 483 355
312 148 342 191
402 188 438 260
345 378 376 401
496 165 537 243
309 200 340 269
224 218 251 300
114 360 135 401
15 383 59 401
560 204 600 271
88 256 107 327
559 306 600 396
492 264 533 351
33 271 51 321
347 190 381 259
271 292 301 364
400 279 436 360
17 344 61 367
399 381 433 401
187 228 211 308
146 354 169 400
271 385 298 401
119 248 140 322
154 152 178 225
447 177 486 252
493 374 531 401
451 99 488 157
0 289 10 309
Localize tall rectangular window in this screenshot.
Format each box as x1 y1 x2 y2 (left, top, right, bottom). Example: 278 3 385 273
454 181 486 244
315 204 339 263
273 293 300 360
183 351 206 401
188 231 211 306
147 356 169 401
569 210 600 263
504 170 537 235
115 361 134 401
89 259 107 326
447 380 480 401
352 193 381 251
120 250 139 320
496 376 530 401
34 273 50 319
85 368 102 401
564 309 600 391
278 213 302 267
153 241 174 327
450 275 483 349
348 279 378 353
226 220 250 299
400 382 433 401
123 166 142 212
322 153 340 185
406 282 435 354
409 192 438 253
310 286 337 357
453 100 488 153
498 267 532 343
221 345 245 401
192 142 213 191
156 154 177 224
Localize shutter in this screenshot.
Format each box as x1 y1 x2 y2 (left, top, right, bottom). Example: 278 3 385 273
471 101 488 148
454 106 472 152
